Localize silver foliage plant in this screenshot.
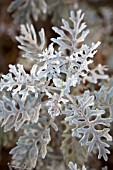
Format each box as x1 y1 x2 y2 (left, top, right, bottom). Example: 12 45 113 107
8 0 47 24
68 162 108 170
8 0 77 25
0 10 112 169
68 162 86 170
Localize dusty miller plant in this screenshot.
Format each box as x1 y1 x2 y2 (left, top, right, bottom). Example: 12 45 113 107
8 0 78 25
0 9 113 170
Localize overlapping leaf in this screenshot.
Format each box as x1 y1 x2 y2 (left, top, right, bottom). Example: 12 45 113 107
51 10 103 93
52 10 89 53
95 86 113 118
0 93 41 132
10 126 50 169
0 64 41 102
8 0 47 24
16 24 46 61
64 91 112 161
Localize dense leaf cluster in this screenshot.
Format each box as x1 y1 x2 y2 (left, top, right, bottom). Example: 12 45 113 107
0 9 112 170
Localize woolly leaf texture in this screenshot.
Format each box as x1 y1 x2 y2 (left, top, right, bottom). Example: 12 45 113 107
0 9 112 170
